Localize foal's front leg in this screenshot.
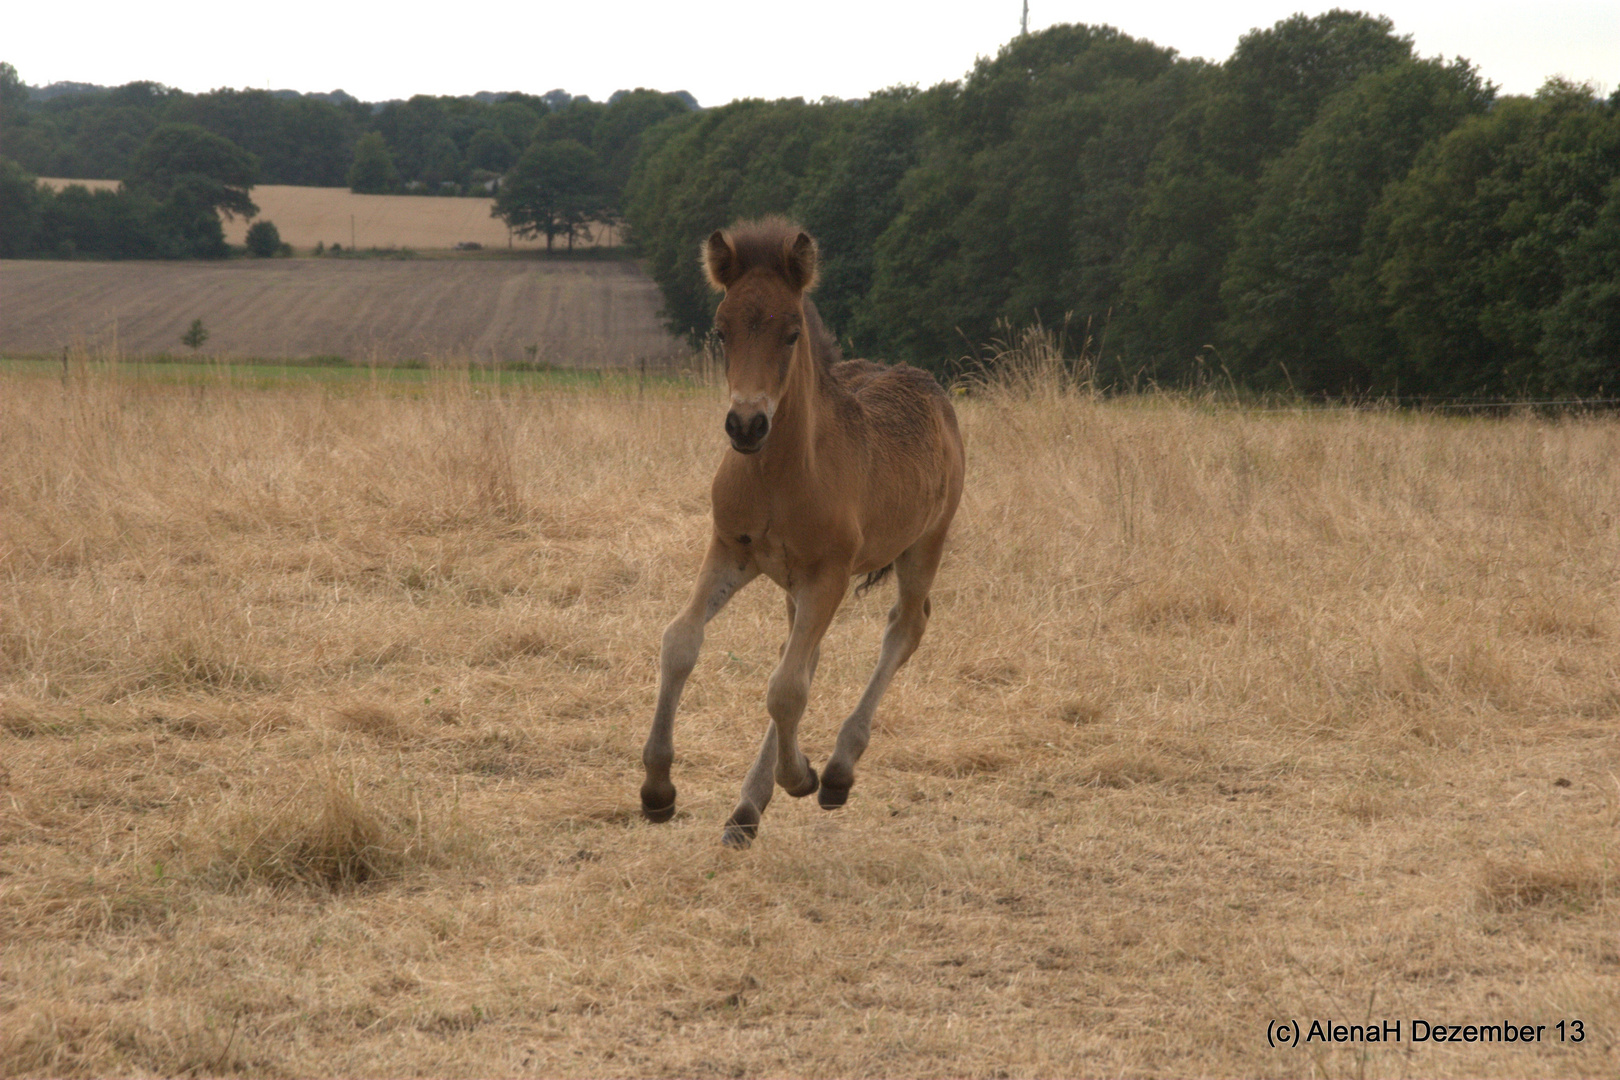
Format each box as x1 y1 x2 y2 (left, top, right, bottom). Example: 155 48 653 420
723 571 846 846
641 538 757 822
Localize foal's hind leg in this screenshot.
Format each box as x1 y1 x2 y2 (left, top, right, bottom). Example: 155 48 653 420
819 538 943 809
641 539 757 822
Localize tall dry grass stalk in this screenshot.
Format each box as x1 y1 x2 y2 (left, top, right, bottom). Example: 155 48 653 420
958 316 1098 399
2 354 1617 1077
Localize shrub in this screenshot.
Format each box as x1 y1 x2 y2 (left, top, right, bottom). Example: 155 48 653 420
181 318 209 351
245 219 282 257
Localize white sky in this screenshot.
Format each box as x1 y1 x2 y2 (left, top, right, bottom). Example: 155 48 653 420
8 2 1615 105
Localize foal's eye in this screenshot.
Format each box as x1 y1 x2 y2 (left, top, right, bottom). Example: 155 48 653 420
715 329 726 344
785 330 801 346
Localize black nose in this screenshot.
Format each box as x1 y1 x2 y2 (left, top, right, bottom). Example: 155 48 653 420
725 410 770 451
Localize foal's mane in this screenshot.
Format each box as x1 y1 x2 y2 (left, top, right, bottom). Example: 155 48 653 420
718 216 844 374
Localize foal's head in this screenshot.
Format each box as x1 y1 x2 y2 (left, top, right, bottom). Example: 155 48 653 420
703 219 819 455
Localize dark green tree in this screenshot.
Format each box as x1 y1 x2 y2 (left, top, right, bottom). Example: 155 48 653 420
466 127 518 173
593 89 695 203
791 87 928 349
0 62 26 109
372 96 452 184
488 100 543 146
35 182 160 258
348 132 399 193
0 157 45 257
1536 176 1620 393
1220 58 1492 392
181 317 209 350
861 25 1185 369
421 132 463 187
623 98 837 340
245 219 282 256
119 123 258 258
126 122 260 219
1116 10 1413 377
493 138 606 250
167 89 360 186
532 99 606 147
150 174 232 257
1342 81 1620 396
3 78 174 180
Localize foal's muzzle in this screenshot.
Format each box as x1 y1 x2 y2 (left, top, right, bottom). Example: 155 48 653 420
725 409 770 454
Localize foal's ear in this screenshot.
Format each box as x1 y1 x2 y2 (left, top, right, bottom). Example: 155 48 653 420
784 230 818 293
704 230 738 291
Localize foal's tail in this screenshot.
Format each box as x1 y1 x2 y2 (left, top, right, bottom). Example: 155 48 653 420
855 564 894 598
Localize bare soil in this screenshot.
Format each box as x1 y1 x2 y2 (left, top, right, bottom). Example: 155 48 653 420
0 257 682 366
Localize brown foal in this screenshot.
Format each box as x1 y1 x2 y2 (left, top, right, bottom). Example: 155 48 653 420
640 218 966 846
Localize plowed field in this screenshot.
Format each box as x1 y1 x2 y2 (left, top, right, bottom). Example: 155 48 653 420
0 257 682 366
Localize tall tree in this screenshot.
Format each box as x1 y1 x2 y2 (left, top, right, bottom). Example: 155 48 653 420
126 122 260 219
0 157 46 257
623 98 837 339
121 122 259 258
593 89 695 205
166 89 360 186
792 87 928 350
1117 10 1412 378
1536 174 1620 393
1342 81 1620 396
0 62 26 109
493 138 605 250
348 132 399 193
1220 58 1492 392
861 24 1184 369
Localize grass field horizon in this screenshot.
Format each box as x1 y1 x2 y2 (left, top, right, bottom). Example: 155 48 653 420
2 350 1616 1077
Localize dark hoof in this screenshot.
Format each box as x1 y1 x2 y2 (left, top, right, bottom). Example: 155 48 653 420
818 783 850 810
722 805 760 847
641 781 676 823
819 761 852 809
784 764 820 799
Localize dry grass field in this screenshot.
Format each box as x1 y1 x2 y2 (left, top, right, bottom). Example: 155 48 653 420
36 180 606 252
1 356 1617 1078
0 257 681 367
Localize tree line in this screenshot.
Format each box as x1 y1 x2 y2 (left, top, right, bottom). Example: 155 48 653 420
2 63 695 196
0 113 263 259
623 13 1620 399
0 60 695 258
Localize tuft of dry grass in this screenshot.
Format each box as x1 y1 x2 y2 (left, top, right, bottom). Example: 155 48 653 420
2 359 1618 1077
206 774 465 890
1480 851 1620 912
331 702 412 741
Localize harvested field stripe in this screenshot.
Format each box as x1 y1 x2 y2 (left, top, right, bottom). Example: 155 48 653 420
0 257 682 366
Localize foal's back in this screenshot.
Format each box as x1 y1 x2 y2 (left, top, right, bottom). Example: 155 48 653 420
829 359 963 538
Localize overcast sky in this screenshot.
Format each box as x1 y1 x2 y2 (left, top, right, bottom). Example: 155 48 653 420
9 1 1615 105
